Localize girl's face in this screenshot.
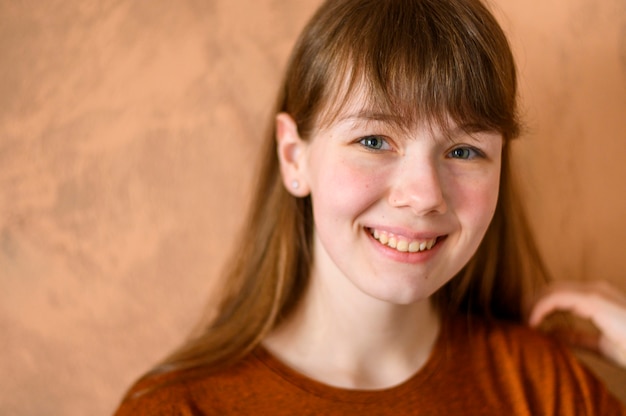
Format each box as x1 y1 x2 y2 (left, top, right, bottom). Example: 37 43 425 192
280 91 503 306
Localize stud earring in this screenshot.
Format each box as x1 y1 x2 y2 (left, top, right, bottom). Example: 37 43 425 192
291 180 300 189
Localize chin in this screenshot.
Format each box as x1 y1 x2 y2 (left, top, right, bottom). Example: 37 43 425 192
358 278 443 306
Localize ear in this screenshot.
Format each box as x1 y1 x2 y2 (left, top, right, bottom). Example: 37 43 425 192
276 112 310 197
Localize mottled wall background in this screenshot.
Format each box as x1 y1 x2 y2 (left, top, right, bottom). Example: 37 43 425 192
1 0 624 414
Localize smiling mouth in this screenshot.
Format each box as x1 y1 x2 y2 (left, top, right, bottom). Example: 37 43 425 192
367 227 439 253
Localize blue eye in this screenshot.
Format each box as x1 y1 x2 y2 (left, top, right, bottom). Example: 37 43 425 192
449 147 480 160
359 136 389 150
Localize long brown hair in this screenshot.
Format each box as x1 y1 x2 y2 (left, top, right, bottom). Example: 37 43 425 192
152 0 549 378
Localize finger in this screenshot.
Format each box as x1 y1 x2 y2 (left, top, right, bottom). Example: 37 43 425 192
530 281 626 321
529 290 599 326
599 335 626 368
530 291 626 343
529 288 621 325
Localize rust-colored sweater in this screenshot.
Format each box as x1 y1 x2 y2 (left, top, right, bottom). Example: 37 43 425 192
115 316 626 415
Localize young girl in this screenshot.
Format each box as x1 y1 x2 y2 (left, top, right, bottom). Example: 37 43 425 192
115 0 626 413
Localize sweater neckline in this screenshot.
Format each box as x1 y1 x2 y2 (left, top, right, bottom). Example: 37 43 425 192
251 317 455 404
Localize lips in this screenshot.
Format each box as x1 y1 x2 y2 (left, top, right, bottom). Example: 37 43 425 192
367 227 439 253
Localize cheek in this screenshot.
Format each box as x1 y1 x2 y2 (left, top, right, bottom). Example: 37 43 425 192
449 174 500 231
311 156 388 215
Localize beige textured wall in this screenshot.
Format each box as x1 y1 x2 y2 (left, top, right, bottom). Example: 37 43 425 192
1 0 624 414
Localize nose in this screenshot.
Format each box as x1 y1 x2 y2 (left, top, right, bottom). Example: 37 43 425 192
388 157 448 216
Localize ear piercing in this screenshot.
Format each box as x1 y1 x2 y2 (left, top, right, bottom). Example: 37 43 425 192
291 180 300 189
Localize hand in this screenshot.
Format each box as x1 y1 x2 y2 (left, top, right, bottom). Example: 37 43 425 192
529 281 626 368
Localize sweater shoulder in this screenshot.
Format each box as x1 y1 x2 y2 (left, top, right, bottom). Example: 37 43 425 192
446 315 626 414
113 356 262 416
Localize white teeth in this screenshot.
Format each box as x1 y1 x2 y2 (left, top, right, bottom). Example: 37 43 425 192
369 228 438 254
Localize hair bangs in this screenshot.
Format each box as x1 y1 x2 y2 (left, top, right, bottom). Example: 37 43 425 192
287 0 520 140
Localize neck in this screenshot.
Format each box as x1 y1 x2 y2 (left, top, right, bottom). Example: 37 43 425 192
263 266 441 390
